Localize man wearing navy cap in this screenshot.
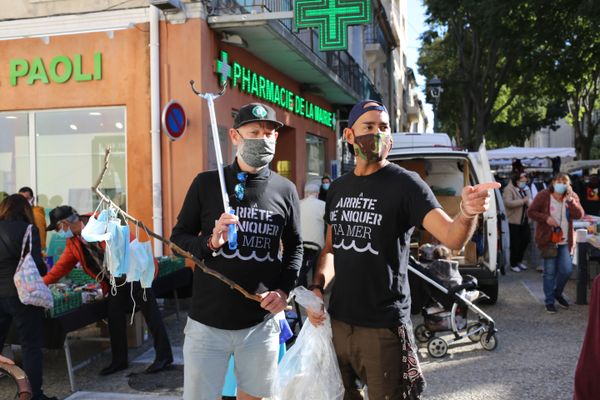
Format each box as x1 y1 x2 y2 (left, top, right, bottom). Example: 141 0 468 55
171 102 303 400
307 99 500 399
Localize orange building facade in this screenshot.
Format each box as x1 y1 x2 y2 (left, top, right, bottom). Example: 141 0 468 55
0 14 337 253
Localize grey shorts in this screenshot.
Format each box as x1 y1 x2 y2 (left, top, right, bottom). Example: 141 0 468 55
183 316 280 400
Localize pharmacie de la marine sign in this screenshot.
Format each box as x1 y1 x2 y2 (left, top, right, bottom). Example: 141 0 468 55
215 50 336 129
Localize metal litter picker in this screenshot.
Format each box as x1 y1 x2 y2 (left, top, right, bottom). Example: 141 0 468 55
190 78 239 250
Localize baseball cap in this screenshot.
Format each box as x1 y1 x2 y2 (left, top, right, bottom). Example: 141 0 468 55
233 103 284 129
347 99 388 129
47 205 78 231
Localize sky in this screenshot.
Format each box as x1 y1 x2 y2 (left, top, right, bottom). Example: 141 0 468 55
404 0 434 132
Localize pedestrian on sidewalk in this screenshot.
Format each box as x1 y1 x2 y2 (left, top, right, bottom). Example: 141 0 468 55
0 194 57 400
503 171 531 272
306 99 499 400
170 102 303 400
43 206 173 375
298 182 325 287
528 173 584 314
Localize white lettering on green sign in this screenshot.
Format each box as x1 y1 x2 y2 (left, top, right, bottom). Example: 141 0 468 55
9 52 102 86
215 51 335 129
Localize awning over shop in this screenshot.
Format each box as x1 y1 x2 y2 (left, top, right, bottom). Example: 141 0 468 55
486 146 576 160
561 160 600 173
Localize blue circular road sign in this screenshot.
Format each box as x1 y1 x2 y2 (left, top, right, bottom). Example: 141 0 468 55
162 100 187 140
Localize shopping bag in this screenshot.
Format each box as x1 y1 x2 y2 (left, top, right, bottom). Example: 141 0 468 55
272 286 344 400
13 225 53 309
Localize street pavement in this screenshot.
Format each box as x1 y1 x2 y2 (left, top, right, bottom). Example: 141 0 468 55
0 267 591 400
417 267 588 400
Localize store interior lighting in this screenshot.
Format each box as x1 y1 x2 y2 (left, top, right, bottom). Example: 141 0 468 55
89 112 102 116
115 122 124 129
5 116 17 119
69 124 78 130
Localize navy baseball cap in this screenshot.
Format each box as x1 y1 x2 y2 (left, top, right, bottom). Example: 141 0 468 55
234 103 283 129
347 99 388 129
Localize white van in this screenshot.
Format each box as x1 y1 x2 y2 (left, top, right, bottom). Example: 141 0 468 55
387 133 504 303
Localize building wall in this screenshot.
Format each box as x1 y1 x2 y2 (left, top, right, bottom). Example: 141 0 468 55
0 26 153 227
160 19 337 237
527 118 575 148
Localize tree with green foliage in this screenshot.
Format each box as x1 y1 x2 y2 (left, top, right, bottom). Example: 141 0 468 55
418 0 594 153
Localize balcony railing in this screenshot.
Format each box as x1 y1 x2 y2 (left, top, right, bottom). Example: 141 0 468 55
365 21 389 54
208 0 381 102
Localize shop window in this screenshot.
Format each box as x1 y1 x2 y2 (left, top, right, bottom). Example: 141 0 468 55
0 112 30 201
306 133 326 183
35 107 127 214
0 107 126 213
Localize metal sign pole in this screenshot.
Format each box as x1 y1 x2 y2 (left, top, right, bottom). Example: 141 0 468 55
190 80 238 249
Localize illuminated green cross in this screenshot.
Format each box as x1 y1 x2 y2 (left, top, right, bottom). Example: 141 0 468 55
215 51 232 86
295 0 372 51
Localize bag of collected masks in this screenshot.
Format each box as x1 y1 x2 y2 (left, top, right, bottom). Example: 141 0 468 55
272 286 344 400
13 225 53 309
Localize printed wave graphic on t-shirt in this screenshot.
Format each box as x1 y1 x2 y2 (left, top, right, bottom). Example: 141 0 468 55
214 248 275 262
333 239 379 255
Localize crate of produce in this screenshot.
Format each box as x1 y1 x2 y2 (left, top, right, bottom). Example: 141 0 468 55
67 269 96 285
157 256 185 278
46 287 83 318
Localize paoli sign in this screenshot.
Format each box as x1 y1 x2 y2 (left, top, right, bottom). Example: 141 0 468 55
9 52 102 86
215 51 335 129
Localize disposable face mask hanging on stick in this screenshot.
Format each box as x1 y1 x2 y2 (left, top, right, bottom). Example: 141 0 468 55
190 79 238 250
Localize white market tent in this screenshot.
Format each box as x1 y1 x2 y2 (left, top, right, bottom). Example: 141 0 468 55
486 146 576 160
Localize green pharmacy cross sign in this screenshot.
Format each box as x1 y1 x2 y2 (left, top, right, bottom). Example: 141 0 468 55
295 0 372 51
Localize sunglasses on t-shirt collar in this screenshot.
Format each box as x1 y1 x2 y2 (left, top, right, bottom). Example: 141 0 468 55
233 172 248 201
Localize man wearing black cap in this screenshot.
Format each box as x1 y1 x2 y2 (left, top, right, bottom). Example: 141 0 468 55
171 102 303 400
43 206 173 375
306 100 500 399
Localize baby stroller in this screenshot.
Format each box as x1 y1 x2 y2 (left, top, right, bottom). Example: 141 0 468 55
408 256 498 358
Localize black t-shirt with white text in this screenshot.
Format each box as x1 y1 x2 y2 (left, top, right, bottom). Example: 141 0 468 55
325 163 440 328
170 161 303 329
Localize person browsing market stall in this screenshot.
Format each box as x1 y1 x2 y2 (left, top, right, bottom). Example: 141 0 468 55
42 205 173 375
306 99 500 400
528 173 584 313
170 102 303 400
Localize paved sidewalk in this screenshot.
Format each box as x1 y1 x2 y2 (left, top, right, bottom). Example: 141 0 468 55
0 269 592 399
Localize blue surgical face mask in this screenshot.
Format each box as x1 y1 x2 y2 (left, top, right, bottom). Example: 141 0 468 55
554 183 567 195
322 183 330 191
518 182 527 189
57 227 74 239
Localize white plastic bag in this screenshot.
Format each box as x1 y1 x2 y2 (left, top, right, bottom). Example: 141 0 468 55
272 286 344 400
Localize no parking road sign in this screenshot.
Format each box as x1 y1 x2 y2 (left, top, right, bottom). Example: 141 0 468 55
162 100 187 141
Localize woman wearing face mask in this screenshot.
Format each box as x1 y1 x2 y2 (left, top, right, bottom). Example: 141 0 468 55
0 195 57 400
503 172 532 272
318 176 331 201
528 173 584 313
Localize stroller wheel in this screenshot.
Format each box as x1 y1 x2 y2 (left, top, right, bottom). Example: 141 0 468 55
480 332 498 351
467 323 484 342
427 337 448 358
414 324 431 343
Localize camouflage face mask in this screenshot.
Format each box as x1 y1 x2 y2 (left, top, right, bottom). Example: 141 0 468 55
352 132 391 162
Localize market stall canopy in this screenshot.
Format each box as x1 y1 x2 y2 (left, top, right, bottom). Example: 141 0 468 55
561 160 600 173
486 146 576 160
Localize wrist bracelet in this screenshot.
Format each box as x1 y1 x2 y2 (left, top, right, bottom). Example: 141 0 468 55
459 201 477 219
308 284 324 294
207 234 219 252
